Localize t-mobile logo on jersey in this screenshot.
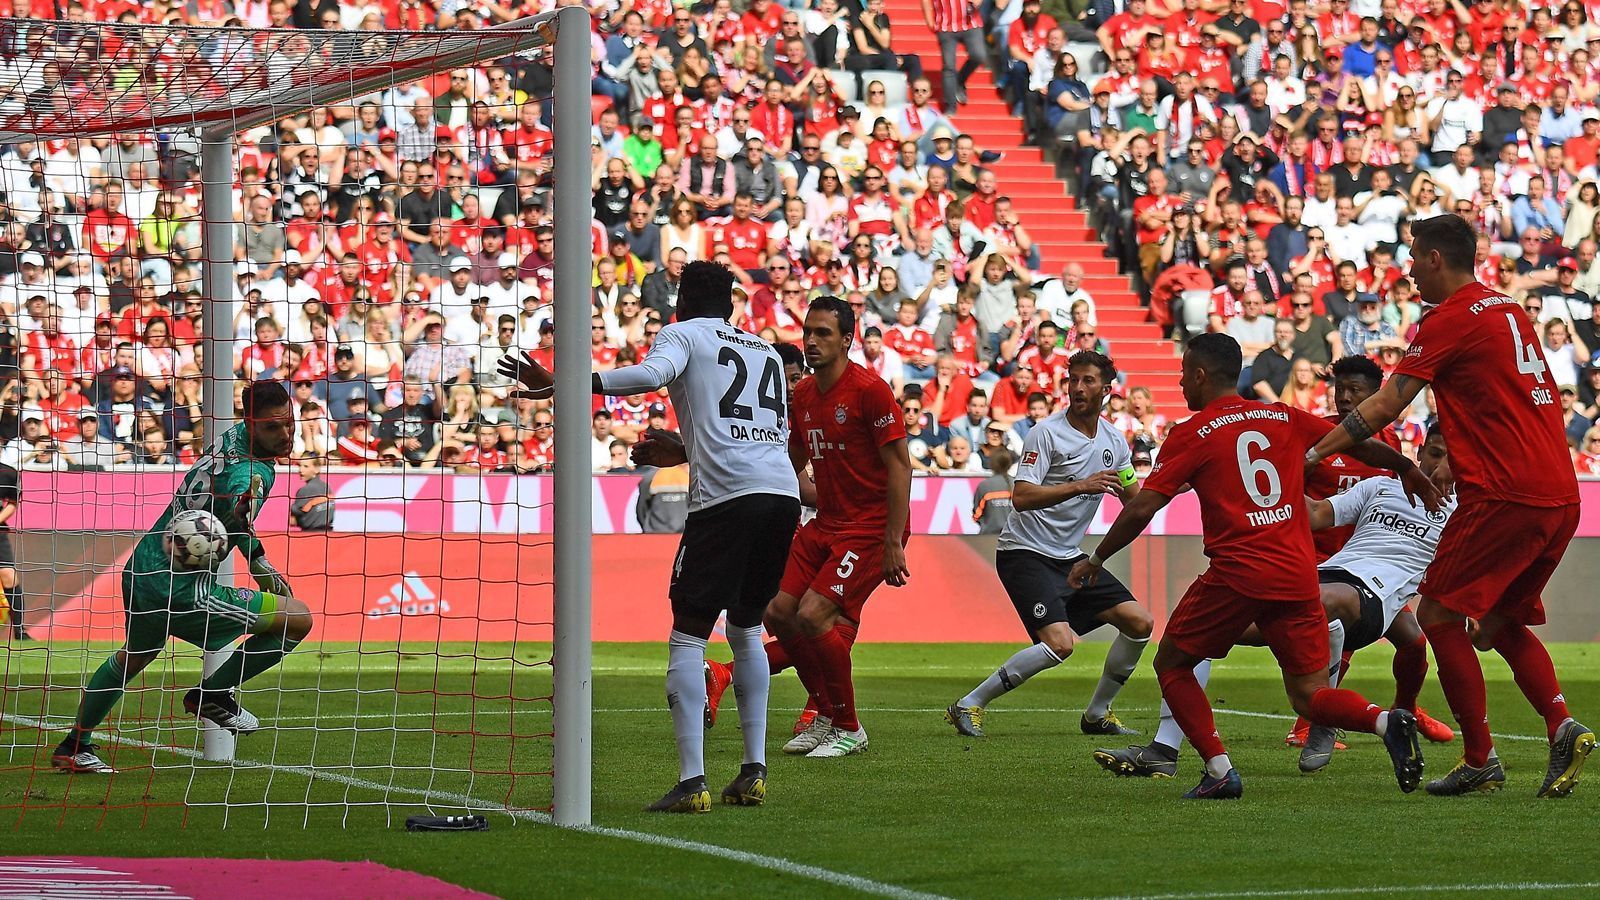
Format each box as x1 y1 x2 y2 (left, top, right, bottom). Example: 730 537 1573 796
806 428 837 459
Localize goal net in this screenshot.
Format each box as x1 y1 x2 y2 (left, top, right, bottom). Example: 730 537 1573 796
0 7 596 829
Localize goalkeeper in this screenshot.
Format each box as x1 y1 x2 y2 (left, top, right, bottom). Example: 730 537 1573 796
53 382 313 775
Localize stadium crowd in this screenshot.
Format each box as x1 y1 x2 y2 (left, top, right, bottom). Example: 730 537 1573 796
1046 0 1600 470
0 0 1598 482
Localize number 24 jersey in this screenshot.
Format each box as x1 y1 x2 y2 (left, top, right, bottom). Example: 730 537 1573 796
1144 395 1335 602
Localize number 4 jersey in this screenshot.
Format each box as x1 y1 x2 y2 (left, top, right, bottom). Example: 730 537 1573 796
1394 281 1578 507
597 317 798 511
790 362 907 537
1144 395 1335 602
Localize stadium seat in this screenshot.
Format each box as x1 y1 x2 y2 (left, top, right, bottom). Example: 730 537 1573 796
862 71 908 106
829 72 858 105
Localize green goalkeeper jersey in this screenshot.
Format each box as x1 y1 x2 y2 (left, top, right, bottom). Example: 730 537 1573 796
126 422 276 598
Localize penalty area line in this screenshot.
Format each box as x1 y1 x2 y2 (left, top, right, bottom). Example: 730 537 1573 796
0 712 949 900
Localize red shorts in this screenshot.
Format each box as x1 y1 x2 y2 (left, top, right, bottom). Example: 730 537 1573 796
1420 500 1580 626
779 522 890 622
1163 571 1330 676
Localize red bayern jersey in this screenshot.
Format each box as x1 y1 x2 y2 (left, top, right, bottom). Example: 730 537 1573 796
1144 394 1334 601
790 362 907 536
1308 417 1399 560
1394 281 1579 507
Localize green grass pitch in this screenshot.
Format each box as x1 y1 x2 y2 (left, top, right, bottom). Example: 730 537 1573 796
2 640 1597 898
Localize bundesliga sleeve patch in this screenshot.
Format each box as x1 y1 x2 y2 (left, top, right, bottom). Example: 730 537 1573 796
1021 451 1038 466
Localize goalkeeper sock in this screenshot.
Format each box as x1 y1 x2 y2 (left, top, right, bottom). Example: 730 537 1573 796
665 630 708 782
961 642 1061 708
1086 632 1149 719
71 655 128 748
726 623 769 766
199 632 304 694
1153 658 1211 752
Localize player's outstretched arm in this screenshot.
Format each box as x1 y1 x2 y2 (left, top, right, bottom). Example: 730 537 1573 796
1012 470 1123 510
1069 487 1172 588
880 438 913 587
1343 433 1445 512
1308 373 1426 464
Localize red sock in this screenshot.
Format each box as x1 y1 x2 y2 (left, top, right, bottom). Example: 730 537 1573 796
779 634 831 713
769 620 855 676
1157 667 1226 761
1392 635 1429 711
1424 621 1493 767
809 629 859 731
1309 687 1384 732
1337 651 1352 684
836 618 859 648
1491 625 1571 740
764 638 790 675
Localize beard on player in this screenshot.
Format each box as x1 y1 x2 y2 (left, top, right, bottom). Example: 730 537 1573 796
803 296 854 370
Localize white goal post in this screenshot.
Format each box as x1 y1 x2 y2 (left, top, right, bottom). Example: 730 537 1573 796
0 6 596 827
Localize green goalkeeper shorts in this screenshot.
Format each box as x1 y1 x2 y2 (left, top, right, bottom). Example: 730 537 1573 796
122 570 281 653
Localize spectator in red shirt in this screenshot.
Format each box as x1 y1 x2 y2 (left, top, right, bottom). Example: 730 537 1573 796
116 277 173 344
989 363 1036 423
924 354 977 425
336 417 383 466
460 421 509 470
83 180 137 262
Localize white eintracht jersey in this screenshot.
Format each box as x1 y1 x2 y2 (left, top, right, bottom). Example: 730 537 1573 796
597 317 799 512
1323 475 1457 615
997 413 1130 559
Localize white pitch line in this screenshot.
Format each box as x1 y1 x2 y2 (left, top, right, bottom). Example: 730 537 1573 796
0 712 949 900
10 705 1551 743
1088 881 1600 900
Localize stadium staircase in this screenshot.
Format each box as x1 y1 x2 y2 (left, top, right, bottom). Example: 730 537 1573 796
876 3 1183 411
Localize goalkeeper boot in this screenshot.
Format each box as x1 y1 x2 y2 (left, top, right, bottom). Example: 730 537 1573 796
1081 709 1139 736
1093 742 1178 778
944 703 985 738
646 777 712 813
1381 708 1424 794
183 688 260 736
806 725 868 758
1183 767 1243 800
782 714 832 755
1538 718 1596 799
1298 725 1344 774
1413 706 1456 743
720 763 767 806
1425 756 1506 796
703 660 732 730
51 739 115 775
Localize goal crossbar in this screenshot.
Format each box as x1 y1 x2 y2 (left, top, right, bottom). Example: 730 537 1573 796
0 13 560 141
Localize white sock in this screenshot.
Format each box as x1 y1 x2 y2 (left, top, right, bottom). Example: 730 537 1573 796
1205 752 1233 779
1375 710 1389 736
666 630 708 784
1155 658 1212 751
726 623 769 767
1327 619 1346 689
1086 632 1150 719
961 643 1061 708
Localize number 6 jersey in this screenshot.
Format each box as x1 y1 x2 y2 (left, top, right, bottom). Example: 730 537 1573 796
1143 395 1335 602
597 317 799 512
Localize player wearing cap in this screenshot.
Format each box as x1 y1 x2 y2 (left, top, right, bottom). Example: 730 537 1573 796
944 351 1152 740
500 261 800 813
1309 214 1594 798
1071 333 1440 799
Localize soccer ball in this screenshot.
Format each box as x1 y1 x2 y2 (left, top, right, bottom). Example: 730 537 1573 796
165 509 229 571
